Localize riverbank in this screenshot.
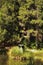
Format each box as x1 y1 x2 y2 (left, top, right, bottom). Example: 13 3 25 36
0 47 43 65
8 47 43 61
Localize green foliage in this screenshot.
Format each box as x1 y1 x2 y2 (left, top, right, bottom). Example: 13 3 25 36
30 20 43 25
18 6 29 23
10 46 23 56
0 0 43 49
0 28 7 43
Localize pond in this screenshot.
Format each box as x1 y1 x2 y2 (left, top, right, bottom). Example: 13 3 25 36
0 54 43 65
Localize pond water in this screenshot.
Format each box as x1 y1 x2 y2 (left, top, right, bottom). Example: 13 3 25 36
0 54 43 65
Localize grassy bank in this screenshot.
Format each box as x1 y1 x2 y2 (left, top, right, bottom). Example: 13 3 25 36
8 46 43 61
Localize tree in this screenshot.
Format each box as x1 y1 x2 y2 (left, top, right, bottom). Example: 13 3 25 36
0 0 43 48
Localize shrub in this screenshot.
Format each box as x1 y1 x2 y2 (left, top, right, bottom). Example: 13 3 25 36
10 46 23 56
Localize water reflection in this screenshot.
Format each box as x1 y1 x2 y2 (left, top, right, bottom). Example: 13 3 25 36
0 54 8 65
8 59 29 65
34 59 43 65
8 57 43 65
0 54 43 65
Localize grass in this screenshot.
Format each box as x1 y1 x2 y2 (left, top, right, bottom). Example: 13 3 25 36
8 47 43 61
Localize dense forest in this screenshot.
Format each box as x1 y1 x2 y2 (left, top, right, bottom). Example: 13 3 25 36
0 0 43 49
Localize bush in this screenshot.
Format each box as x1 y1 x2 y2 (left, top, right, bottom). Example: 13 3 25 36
10 46 23 56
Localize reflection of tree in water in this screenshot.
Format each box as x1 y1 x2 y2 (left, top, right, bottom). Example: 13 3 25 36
34 59 43 65
0 55 8 65
0 54 8 65
27 57 43 65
